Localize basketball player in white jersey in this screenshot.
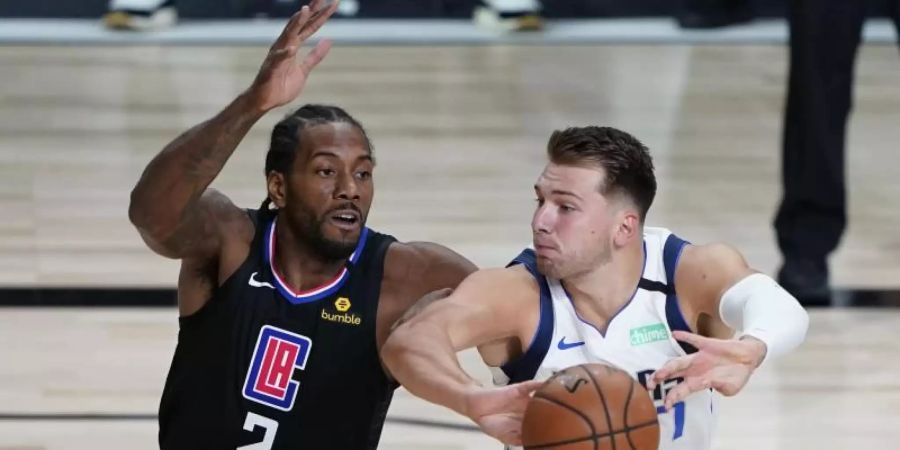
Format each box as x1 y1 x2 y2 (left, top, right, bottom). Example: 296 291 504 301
382 126 809 449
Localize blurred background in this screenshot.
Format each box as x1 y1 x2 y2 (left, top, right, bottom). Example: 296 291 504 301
1 0 899 449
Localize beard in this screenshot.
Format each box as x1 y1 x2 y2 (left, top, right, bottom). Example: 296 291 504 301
290 202 365 261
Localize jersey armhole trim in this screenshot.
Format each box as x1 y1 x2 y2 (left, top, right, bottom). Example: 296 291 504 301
663 233 698 354
499 249 554 383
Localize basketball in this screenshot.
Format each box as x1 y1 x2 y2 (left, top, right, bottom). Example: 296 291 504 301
522 363 660 450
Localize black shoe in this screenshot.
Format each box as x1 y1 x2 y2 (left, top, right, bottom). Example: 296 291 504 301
777 258 831 307
677 0 753 29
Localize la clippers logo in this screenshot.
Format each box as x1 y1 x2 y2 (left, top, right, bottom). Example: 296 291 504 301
242 325 313 411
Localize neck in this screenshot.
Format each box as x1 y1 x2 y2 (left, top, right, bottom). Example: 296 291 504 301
563 238 645 330
272 218 348 292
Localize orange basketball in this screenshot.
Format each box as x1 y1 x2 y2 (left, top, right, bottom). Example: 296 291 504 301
522 363 660 450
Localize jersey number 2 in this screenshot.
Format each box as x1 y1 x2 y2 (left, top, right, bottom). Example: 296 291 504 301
238 412 278 450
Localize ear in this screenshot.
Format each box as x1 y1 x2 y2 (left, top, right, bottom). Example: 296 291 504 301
266 171 288 209
614 207 641 247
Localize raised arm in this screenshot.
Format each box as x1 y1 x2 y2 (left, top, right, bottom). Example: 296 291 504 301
127 0 338 260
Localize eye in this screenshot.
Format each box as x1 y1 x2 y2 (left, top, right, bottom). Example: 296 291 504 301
535 198 545 207
355 170 372 180
316 168 336 177
560 205 576 213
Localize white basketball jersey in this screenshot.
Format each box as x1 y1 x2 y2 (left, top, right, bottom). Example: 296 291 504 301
493 228 717 450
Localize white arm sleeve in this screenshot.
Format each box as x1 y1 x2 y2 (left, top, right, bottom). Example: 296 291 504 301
718 273 810 365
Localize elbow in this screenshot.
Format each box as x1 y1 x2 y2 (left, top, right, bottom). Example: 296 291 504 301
128 189 163 238
127 188 148 230
128 185 177 240
128 188 178 258
128 179 161 229
769 291 811 359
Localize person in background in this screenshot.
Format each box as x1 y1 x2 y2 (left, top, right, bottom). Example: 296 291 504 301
775 0 900 306
104 0 177 30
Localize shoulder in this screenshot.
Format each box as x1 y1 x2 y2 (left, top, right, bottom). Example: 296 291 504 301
376 241 476 335
207 190 257 267
382 241 477 292
138 188 253 260
384 241 472 266
169 189 255 265
175 191 256 316
206 189 254 238
183 188 255 254
674 240 754 319
677 242 749 280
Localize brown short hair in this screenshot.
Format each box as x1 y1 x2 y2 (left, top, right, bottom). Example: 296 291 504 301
547 126 656 221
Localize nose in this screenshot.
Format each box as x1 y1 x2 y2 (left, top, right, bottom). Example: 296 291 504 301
334 171 360 201
532 203 554 235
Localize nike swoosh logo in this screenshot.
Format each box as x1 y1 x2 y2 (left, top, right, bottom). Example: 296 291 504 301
248 272 275 289
557 337 586 350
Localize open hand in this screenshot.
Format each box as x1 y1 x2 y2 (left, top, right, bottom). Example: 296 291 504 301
248 0 339 111
648 331 766 411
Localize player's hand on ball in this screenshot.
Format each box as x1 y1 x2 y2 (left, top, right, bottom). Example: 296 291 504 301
463 381 544 446
647 331 767 411
248 0 339 112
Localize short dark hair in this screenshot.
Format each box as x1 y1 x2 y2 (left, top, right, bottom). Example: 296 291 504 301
262 104 372 209
547 126 656 221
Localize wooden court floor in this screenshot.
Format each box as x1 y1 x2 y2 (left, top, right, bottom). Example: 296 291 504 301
1 43 900 449
1 308 899 450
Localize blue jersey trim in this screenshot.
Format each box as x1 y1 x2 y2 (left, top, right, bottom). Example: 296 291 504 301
499 249 554 383
662 233 697 354
263 218 369 305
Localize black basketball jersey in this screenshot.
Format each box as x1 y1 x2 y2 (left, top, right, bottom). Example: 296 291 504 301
158 208 398 450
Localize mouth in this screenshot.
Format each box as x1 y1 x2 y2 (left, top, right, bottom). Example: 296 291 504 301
533 238 558 257
533 238 555 250
327 208 361 232
534 245 555 254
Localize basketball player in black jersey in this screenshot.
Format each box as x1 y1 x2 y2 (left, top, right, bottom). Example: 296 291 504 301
128 2 476 448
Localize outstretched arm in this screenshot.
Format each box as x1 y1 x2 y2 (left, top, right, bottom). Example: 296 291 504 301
128 0 338 260
382 267 543 446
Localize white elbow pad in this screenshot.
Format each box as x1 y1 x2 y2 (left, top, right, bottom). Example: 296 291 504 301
719 273 810 365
